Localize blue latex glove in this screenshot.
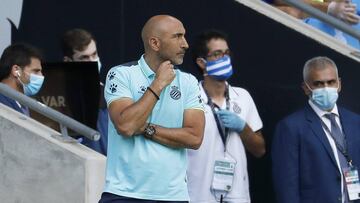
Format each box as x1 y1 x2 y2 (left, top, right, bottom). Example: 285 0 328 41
216 109 246 133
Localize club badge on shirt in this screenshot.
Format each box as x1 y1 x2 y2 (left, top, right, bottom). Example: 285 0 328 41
170 86 181 100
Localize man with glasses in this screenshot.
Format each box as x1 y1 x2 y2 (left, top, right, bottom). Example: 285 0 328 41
187 30 265 203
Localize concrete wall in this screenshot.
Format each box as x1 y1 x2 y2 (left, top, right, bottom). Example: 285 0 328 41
0 103 106 203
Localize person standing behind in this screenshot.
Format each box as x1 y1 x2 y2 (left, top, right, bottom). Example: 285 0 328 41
187 30 265 203
272 56 360 203
0 43 44 116
62 28 108 155
99 15 205 203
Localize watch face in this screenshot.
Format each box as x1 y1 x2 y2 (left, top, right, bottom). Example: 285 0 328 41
145 125 155 138
146 126 155 135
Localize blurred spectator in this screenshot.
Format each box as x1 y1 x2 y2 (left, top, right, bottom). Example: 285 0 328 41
265 0 331 18
62 28 108 155
305 0 360 49
0 43 44 116
265 0 360 49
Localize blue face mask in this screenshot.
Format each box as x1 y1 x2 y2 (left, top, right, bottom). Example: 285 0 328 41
306 83 339 111
18 71 45 96
204 55 233 81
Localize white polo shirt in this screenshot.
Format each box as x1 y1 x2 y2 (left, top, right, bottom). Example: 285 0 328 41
187 83 263 203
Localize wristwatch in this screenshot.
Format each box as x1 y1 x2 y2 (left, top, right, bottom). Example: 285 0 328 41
144 124 156 139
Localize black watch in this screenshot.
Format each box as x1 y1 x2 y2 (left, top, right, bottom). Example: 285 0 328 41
144 124 156 139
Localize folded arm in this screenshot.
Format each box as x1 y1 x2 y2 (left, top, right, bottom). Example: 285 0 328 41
151 109 205 149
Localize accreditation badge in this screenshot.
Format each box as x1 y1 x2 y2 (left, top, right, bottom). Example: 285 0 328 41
344 166 360 200
211 155 236 192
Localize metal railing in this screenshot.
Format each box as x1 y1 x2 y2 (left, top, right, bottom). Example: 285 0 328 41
282 0 360 41
0 83 100 141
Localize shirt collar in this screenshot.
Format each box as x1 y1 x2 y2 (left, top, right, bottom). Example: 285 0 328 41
139 54 155 78
199 80 234 104
308 99 339 118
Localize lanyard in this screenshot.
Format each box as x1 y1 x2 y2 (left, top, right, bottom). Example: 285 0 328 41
201 81 230 148
320 119 352 166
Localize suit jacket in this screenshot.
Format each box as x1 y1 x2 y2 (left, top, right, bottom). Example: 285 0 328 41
272 104 360 203
0 92 28 115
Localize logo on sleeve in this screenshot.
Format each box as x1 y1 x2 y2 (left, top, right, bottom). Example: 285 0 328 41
138 86 146 94
108 71 116 81
198 95 203 104
170 86 181 100
109 83 118 93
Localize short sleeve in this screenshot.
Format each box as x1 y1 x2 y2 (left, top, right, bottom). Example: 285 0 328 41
104 66 133 106
184 74 204 111
242 90 263 131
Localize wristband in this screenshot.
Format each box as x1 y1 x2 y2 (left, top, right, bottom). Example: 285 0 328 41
147 87 160 100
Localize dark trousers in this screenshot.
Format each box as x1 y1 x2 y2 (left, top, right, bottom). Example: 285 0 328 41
99 192 188 203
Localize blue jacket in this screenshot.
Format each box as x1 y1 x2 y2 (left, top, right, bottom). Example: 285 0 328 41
272 104 360 203
0 92 28 115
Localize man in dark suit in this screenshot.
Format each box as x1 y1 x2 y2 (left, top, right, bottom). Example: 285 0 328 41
0 43 44 116
272 56 360 203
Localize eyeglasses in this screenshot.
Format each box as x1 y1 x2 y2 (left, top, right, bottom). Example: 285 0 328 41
206 49 231 60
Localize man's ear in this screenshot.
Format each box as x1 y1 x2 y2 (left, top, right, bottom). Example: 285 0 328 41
338 77 342 93
196 57 206 72
301 82 311 96
63 56 72 62
149 37 160 51
11 65 21 78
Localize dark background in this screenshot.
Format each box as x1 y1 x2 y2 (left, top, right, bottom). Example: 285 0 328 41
9 0 360 202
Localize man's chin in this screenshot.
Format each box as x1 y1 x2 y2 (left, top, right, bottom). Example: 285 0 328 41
171 59 183 66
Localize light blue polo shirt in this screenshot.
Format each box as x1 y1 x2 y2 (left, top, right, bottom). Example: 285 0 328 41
104 55 203 201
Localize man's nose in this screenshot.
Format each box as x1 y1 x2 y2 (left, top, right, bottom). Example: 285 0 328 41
182 38 189 49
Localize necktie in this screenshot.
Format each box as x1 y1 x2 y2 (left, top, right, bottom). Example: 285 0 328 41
324 113 350 203
325 113 345 150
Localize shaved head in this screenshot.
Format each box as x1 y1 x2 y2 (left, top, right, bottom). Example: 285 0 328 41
140 15 188 66
141 15 183 51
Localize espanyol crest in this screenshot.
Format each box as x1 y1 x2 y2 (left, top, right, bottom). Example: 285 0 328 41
170 86 181 100
232 102 241 114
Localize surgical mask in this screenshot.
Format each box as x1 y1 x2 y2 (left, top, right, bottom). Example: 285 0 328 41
204 55 233 81
17 70 44 96
306 83 339 111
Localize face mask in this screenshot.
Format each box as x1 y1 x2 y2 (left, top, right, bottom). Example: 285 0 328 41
306 83 339 111
17 70 45 96
204 55 233 81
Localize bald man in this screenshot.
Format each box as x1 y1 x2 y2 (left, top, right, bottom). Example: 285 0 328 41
99 15 205 203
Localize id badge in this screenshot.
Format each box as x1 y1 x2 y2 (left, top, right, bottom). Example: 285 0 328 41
343 166 360 200
211 156 236 192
